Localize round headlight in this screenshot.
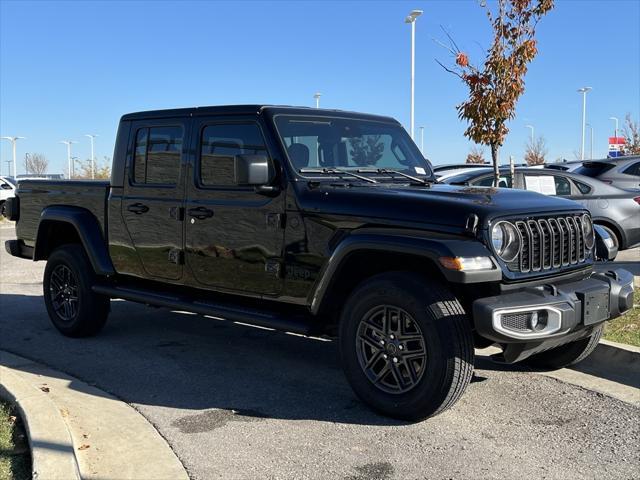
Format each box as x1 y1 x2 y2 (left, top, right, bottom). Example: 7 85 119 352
581 214 594 249
491 221 521 262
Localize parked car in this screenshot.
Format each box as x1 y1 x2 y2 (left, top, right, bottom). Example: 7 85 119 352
573 156 640 190
443 167 640 250
0 175 16 214
4 105 633 420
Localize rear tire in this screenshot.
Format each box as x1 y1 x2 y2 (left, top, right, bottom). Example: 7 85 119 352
43 244 110 337
524 325 603 370
339 272 474 421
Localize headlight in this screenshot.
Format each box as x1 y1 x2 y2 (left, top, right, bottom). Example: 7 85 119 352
491 221 521 262
581 214 594 250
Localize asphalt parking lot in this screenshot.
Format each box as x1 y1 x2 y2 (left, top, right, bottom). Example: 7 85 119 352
1 225 639 480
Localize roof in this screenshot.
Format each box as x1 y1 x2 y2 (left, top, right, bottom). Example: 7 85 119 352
120 105 398 123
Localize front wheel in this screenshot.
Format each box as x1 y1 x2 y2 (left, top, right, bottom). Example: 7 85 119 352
523 325 603 370
43 244 110 337
339 272 474 421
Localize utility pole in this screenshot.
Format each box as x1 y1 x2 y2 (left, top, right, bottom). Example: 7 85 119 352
608 116 619 139
313 92 322 108
60 140 78 179
525 125 534 144
1 136 26 177
586 123 594 159
5 160 11 176
405 9 423 140
85 134 98 179
577 87 592 160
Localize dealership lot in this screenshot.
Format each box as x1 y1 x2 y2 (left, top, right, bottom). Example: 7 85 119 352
1 226 639 480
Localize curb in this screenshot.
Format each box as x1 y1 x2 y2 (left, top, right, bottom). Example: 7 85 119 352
0 360 81 480
575 339 640 388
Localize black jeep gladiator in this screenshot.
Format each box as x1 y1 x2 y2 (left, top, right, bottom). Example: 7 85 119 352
3 105 634 420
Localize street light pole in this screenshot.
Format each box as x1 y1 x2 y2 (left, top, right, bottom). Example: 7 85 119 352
577 87 592 161
5 160 11 176
525 125 534 144
85 134 98 179
586 123 594 159
608 116 619 139
419 126 425 154
1 136 26 177
405 9 423 140
60 140 78 179
313 92 322 109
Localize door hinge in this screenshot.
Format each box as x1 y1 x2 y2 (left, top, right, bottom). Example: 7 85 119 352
168 249 184 265
170 206 184 221
266 213 285 229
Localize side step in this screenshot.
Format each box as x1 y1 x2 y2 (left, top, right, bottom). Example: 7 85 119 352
92 284 314 336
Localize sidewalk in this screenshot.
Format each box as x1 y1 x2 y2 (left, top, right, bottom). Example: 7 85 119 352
0 351 189 480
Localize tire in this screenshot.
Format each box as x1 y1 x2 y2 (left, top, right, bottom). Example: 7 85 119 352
43 244 110 337
524 325 603 370
339 272 474 421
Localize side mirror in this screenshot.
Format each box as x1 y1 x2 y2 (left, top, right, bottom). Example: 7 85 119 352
594 224 618 261
234 154 273 186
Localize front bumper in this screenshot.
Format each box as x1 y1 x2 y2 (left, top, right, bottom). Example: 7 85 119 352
473 268 634 363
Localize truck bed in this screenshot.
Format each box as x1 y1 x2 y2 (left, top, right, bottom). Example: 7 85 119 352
15 180 110 247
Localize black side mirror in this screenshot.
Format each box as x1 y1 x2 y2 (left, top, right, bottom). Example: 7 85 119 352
234 154 273 186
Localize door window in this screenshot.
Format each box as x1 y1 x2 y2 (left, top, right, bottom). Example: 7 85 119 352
553 175 572 196
476 175 512 187
132 126 183 185
199 123 268 187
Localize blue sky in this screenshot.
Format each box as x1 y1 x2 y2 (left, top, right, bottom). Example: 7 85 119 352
1 0 639 176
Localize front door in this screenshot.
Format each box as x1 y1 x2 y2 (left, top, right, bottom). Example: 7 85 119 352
122 119 188 281
184 117 285 296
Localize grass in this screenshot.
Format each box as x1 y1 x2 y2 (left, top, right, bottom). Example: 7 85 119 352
604 305 640 348
0 400 30 480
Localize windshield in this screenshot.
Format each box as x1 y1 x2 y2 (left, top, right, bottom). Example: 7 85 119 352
574 162 615 178
274 115 433 180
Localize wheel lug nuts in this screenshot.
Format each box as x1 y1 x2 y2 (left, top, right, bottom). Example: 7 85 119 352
399 345 404 350
383 354 388 359
380 340 385 345
390 334 395 340
393 357 398 363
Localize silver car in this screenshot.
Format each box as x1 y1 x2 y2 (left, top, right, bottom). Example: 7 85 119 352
442 167 640 250
573 156 640 190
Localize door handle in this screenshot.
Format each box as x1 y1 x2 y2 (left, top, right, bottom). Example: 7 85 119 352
188 206 214 220
127 203 149 214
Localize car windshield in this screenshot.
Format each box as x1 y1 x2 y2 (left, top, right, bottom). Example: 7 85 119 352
274 115 433 180
574 161 615 178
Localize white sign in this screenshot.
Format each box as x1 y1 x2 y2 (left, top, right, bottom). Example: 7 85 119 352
525 175 557 195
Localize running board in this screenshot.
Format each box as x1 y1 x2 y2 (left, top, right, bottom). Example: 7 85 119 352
92 284 314 335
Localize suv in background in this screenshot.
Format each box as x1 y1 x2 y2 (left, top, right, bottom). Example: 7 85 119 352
574 156 640 190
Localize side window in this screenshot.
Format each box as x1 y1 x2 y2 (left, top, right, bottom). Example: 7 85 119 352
0 181 12 190
623 161 640 177
200 123 268 187
553 176 572 196
574 180 592 194
132 126 182 185
476 175 512 187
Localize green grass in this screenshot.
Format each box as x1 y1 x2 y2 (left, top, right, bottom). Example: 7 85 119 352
0 400 30 480
604 305 640 348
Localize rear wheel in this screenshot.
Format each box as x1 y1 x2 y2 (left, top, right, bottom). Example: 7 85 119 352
339 272 474 421
524 325 603 369
43 244 110 337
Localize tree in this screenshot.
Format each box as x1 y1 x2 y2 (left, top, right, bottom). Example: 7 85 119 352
622 113 640 155
24 153 49 174
524 136 547 165
438 0 554 184
348 135 384 167
466 146 486 164
75 156 111 179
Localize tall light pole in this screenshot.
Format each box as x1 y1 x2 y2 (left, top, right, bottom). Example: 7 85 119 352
577 87 592 160
85 134 98 179
5 160 11 176
608 116 619 139
405 9 423 140
586 123 594 159
313 92 322 108
525 125 534 144
60 140 78 179
1 136 26 177
419 126 425 154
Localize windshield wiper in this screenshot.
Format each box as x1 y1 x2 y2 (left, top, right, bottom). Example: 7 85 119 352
357 168 432 185
299 167 378 184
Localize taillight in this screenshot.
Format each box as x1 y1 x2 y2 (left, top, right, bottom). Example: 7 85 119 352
634 196 640 206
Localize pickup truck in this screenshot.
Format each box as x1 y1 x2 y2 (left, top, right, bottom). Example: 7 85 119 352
3 105 634 420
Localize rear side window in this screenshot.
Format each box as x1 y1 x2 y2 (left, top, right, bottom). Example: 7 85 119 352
199 123 268 186
623 161 640 177
133 126 183 185
476 174 512 188
574 180 592 194
574 162 615 178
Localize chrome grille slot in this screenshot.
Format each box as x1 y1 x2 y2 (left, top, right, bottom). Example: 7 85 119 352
502 214 591 274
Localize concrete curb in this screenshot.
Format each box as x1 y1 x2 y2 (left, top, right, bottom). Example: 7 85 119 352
575 339 640 387
0 359 81 480
0 351 189 480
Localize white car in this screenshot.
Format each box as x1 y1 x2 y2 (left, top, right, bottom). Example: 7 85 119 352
0 176 16 213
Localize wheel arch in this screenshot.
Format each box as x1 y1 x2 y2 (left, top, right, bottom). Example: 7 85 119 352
592 217 626 249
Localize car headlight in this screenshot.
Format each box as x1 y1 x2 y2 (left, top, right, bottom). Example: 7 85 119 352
491 221 521 262
581 214 595 250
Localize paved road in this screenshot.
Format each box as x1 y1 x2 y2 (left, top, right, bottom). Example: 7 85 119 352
1 225 639 480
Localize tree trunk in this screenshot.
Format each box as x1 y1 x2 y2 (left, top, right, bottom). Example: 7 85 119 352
491 143 500 187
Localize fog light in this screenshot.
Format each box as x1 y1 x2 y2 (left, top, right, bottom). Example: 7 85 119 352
529 312 539 329
530 311 548 331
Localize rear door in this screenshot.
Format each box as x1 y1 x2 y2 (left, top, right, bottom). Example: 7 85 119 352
184 116 285 296
122 118 188 280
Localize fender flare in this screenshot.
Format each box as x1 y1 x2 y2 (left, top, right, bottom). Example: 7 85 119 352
309 232 501 315
34 206 115 276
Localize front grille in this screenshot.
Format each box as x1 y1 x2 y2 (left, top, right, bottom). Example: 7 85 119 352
501 312 533 332
506 214 591 273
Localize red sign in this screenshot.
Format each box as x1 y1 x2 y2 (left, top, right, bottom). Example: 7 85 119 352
609 137 626 145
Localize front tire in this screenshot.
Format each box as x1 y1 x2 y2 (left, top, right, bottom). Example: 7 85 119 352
43 244 110 337
339 272 474 421
524 325 603 369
